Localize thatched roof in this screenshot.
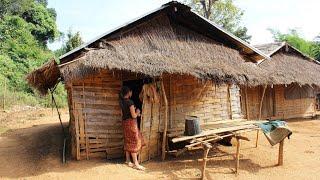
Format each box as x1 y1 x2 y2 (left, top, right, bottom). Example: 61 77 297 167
59 1 268 64
28 2 320 95
28 2 270 95
26 59 61 95
256 42 320 86
59 15 269 86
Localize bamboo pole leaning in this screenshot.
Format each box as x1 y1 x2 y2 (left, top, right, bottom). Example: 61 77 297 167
161 79 168 161
256 85 267 147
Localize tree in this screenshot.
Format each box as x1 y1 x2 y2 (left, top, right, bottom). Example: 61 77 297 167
0 0 59 46
312 34 320 61
55 30 84 57
0 15 52 91
186 0 251 42
269 29 314 57
0 0 33 18
22 2 59 46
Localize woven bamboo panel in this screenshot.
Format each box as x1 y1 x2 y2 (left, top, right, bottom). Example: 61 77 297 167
70 70 122 160
160 75 243 133
243 85 316 120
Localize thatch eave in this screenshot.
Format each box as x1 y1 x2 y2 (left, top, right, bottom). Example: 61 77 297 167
26 59 61 95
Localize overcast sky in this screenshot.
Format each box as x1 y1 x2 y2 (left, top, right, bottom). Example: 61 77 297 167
48 0 320 50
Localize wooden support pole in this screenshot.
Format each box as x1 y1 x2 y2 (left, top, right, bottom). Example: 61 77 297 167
256 85 267 148
245 86 250 120
258 85 267 120
2 78 6 110
201 143 212 180
235 137 241 175
227 84 233 119
161 79 168 161
255 130 259 148
278 139 284 166
83 83 89 160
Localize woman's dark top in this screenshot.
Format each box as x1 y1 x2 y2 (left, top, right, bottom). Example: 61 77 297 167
120 98 135 120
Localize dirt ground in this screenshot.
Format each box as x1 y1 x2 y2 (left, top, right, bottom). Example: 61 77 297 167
0 107 319 180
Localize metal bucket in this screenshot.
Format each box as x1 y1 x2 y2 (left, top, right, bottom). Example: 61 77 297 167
184 116 201 136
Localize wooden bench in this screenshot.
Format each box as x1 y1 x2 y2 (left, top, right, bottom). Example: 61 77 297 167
166 120 284 179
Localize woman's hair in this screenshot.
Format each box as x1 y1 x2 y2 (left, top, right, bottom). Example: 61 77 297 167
119 86 131 108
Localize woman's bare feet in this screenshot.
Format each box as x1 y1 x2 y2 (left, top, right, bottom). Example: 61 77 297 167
133 164 146 171
125 161 134 167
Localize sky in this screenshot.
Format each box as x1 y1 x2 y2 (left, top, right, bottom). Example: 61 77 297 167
47 0 320 50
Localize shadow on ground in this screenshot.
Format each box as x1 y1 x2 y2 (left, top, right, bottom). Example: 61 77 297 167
0 122 279 179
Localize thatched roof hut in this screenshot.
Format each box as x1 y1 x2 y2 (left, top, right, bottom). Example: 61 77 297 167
255 42 320 86
27 1 270 95
240 42 320 121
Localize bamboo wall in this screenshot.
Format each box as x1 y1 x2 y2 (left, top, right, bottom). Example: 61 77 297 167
68 71 122 160
163 75 243 132
67 72 243 160
242 85 316 120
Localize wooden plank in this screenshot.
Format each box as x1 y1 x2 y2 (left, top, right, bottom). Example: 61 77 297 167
171 124 257 143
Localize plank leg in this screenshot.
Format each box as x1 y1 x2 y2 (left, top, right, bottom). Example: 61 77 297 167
235 138 241 175
278 139 284 166
201 144 211 180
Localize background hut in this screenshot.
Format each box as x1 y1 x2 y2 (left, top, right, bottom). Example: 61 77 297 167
27 2 268 161
241 42 320 120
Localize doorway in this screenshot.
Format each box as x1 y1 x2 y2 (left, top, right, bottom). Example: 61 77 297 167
261 86 276 118
123 79 153 128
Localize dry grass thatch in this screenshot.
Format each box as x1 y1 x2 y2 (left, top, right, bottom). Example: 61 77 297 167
59 16 270 86
259 53 320 86
26 59 61 95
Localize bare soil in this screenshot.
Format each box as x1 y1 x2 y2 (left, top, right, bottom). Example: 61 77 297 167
0 108 319 180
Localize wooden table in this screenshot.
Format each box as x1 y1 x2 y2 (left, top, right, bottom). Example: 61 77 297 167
167 120 284 180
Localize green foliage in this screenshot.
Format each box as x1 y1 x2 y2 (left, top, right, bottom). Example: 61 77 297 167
22 2 59 45
312 35 320 61
0 15 52 92
186 0 251 42
0 0 33 18
54 30 84 57
0 0 67 109
269 29 313 56
269 29 320 62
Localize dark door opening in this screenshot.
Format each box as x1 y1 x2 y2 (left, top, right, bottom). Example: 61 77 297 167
123 78 153 129
316 93 320 111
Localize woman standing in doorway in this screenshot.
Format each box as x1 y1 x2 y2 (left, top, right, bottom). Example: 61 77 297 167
119 86 145 170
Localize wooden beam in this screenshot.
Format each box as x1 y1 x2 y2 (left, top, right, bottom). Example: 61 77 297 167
161 79 168 161
278 140 284 166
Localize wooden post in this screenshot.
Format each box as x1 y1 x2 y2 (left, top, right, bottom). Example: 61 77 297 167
227 84 233 119
245 86 250 120
83 83 89 160
201 143 212 180
161 79 168 161
258 85 267 120
235 137 241 175
278 139 284 166
255 130 259 148
256 85 267 148
2 78 6 110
